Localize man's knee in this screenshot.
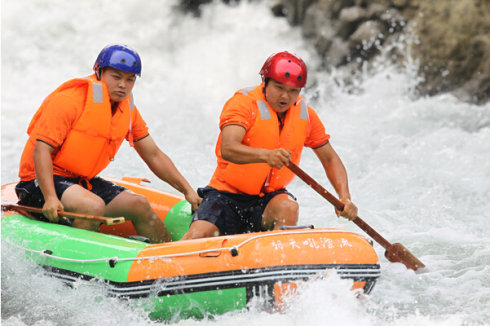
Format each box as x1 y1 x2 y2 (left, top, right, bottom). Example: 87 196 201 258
270 196 299 216
264 196 299 228
182 220 219 240
91 200 106 216
280 198 299 214
125 193 154 216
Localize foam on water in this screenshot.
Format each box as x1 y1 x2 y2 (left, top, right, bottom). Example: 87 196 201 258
2 1 489 325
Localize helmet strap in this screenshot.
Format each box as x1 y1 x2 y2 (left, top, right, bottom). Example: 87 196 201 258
262 78 270 97
263 78 271 87
95 68 102 81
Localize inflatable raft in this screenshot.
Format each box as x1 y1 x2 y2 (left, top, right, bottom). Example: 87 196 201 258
1 177 380 320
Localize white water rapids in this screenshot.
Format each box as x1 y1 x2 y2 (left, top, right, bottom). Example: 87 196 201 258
1 1 489 325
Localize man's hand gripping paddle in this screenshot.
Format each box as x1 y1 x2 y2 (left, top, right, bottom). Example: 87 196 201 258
287 162 425 271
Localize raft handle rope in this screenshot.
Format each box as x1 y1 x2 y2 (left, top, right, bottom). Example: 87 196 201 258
279 224 314 230
5 229 363 268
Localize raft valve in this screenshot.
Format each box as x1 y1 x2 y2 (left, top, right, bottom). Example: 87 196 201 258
109 258 118 268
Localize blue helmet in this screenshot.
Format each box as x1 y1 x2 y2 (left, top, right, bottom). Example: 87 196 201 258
93 44 142 77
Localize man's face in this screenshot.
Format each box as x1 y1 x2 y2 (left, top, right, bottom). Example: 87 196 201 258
100 67 136 102
264 79 301 114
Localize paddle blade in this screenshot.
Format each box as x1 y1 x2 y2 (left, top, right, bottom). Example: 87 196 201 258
385 243 425 271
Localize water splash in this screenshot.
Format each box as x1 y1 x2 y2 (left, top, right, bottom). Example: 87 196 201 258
2 0 489 325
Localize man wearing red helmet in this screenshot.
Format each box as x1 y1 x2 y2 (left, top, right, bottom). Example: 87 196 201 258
182 51 357 239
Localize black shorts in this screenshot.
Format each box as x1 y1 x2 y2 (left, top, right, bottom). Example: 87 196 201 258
192 186 296 235
15 176 127 208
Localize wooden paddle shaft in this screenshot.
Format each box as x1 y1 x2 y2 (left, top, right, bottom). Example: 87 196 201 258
1 203 125 226
287 162 392 249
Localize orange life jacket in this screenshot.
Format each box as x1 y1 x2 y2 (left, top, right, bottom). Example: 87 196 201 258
209 85 310 195
26 75 135 179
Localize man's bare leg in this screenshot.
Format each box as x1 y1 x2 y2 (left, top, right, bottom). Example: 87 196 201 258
60 184 105 230
261 193 299 230
105 191 171 243
181 220 220 240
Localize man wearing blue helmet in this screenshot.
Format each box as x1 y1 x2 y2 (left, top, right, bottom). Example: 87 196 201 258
16 44 201 243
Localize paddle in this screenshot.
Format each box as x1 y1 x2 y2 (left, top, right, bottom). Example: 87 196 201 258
287 162 425 271
1 203 126 226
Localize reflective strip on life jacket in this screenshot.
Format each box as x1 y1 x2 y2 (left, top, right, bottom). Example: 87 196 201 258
298 99 308 120
257 100 271 120
92 82 103 103
239 86 256 96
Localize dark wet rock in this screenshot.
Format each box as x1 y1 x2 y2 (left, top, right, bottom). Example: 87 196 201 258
412 0 490 104
179 0 490 104
325 37 350 67
177 0 212 17
349 20 384 45
278 0 490 104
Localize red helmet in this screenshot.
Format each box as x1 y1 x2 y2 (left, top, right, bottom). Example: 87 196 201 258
259 51 307 88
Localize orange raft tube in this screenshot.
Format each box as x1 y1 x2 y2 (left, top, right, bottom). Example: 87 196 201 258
1 177 380 320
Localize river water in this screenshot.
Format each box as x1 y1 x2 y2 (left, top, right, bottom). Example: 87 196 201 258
2 1 489 325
